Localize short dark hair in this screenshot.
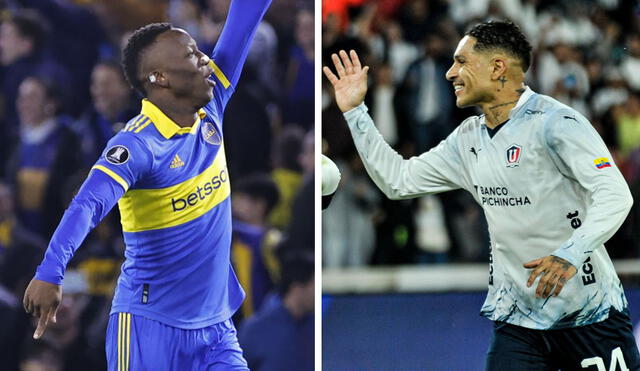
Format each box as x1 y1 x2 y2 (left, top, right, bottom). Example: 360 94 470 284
24 75 62 111
466 20 532 72
122 23 171 96
273 126 304 172
96 59 126 80
5 10 47 52
278 251 314 295
233 174 280 216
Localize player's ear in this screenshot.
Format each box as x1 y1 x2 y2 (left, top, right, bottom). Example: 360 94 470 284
147 71 168 88
490 58 507 81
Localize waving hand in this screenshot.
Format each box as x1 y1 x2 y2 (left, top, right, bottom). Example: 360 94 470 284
323 50 369 113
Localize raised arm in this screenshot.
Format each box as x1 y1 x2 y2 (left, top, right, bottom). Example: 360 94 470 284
208 0 272 110
323 50 467 199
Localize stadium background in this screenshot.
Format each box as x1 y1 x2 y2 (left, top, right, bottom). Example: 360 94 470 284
0 0 314 370
321 0 640 369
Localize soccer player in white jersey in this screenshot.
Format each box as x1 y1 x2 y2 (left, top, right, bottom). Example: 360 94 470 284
324 20 640 370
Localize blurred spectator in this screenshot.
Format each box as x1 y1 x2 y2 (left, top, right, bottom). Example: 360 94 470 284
279 130 315 252
0 10 68 177
283 7 314 130
398 32 455 152
369 21 418 84
238 251 314 371
18 0 109 115
591 68 628 118
224 65 273 178
0 181 45 371
614 91 640 161
322 155 378 267
620 33 640 91
370 64 399 146
537 42 590 114
73 60 138 166
269 126 305 229
231 174 281 322
414 195 450 263
8 76 81 239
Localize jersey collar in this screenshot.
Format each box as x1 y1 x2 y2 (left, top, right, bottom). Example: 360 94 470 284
140 99 206 139
508 86 535 119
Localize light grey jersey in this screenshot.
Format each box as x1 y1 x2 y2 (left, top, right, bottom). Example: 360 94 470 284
344 87 633 330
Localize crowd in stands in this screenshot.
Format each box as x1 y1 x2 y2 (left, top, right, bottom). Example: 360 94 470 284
322 0 640 267
0 0 314 370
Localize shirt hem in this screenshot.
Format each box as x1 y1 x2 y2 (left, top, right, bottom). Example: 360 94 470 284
110 299 243 330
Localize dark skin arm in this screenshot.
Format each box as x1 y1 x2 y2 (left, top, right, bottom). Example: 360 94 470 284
23 279 61 339
524 256 577 298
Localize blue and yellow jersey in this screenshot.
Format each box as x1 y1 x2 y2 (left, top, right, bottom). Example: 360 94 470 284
35 0 273 329
92 99 241 328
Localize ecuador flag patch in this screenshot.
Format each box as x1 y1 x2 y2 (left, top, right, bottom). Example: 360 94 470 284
594 157 611 169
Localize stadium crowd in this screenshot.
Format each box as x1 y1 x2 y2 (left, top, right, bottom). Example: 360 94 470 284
0 0 314 370
322 0 640 267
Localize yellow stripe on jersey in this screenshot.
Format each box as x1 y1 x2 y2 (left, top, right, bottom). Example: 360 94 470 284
124 115 145 132
133 119 152 133
92 165 129 191
209 59 231 89
118 146 230 232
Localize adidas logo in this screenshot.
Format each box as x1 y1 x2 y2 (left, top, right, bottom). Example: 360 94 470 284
170 154 185 169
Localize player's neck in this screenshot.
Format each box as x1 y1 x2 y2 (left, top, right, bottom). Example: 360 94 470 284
148 96 199 128
480 83 526 129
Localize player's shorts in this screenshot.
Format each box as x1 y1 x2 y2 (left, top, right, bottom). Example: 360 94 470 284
105 312 248 371
485 308 640 371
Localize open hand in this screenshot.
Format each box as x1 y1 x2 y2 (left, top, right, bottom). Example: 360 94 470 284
323 50 369 113
23 278 62 339
524 256 577 298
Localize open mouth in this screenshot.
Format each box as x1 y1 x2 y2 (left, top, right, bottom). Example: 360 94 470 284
206 73 216 87
203 66 216 87
453 84 464 95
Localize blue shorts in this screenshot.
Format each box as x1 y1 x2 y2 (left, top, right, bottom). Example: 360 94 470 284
105 312 248 371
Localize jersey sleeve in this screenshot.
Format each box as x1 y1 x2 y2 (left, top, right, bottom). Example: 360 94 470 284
34 170 125 284
91 133 153 192
344 103 467 199
207 0 272 112
545 110 633 268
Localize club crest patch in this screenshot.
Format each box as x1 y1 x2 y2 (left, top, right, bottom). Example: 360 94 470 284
105 145 130 165
201 121 222 145
506 144 522 168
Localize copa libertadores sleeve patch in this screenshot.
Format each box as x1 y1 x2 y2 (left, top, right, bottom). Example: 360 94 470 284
105 145 130 165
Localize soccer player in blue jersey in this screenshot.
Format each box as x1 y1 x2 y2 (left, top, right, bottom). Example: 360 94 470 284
22 0 272 369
